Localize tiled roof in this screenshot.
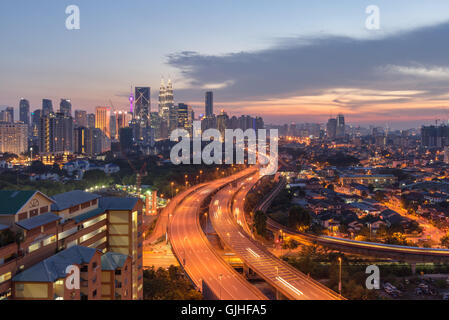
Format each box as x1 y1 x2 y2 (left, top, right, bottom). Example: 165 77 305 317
12 246 98 283
51 190 100 211
99 197 139 211
0 191 37 215
101 252 129 271
72 207 105 223
16 212 61 231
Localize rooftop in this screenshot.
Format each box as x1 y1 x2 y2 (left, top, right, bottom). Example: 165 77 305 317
0 190 53 215
51 190 100 211
99 197 139 211
101 252 129 271
16 212 61 231
12 246 98 283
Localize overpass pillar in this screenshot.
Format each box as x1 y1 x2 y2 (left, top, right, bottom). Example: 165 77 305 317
411 263 416 275
243 263 250 278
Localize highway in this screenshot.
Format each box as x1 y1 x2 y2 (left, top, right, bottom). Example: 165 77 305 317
146 183 206 244
209 173 342 300
168 168 267 300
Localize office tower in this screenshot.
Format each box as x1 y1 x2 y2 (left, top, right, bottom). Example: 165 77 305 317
326 118 337 140
74 110 87 127
336 114 345 138
95 107 111 138
42 99 53 116
60 99 72 117
119 127 134 153
134 87 150 122
19 99 30 125
168 104 178 132
205 91 213 117
158 79 168 120
176 103 192 133
0 122 28 155
165 80 174 117
87 113 96 128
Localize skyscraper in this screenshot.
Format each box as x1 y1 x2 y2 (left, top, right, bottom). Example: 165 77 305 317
42 99 53 116
87 113 96 129
134 87 150 123
60 99 72 117
336 114 345 138
158 79 167 120
74 110 87 127
7 107 14 123
176 103 191 132
205 91 213 117
19 99 30 125
326 118 337 140
95 107 111 138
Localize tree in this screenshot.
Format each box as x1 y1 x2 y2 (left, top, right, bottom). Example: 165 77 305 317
253 210 267 237
441 234 449 248
288 206 311 230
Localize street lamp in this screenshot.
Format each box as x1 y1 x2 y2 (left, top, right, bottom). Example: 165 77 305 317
338 257 342 296
171 182 174 198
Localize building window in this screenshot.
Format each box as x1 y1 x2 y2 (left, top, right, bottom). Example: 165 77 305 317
91 199 97 206
0 272 11 283
81 202 90 210
80 265 88 272
40 206 48 214
18 212 28 221
28 242 41 253
43 235 57 246
92 289 97 297
69 205 80 214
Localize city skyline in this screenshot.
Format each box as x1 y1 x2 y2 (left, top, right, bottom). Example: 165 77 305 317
2 1 449 129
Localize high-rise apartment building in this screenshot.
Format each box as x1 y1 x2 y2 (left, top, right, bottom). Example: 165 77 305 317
0 190 143 300
0 122 28 155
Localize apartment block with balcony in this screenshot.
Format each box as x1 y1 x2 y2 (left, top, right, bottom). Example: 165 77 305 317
0 189 143 300
11 246 102 300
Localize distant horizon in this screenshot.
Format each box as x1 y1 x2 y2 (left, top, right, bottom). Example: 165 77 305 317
2 1 449 130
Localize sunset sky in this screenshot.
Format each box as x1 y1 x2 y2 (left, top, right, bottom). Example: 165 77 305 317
1 0 449 128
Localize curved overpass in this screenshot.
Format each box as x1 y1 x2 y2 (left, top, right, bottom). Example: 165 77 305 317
168 168 267 300
209 174 342 300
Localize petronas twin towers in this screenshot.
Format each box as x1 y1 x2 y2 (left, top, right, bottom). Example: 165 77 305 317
158 78 174 122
